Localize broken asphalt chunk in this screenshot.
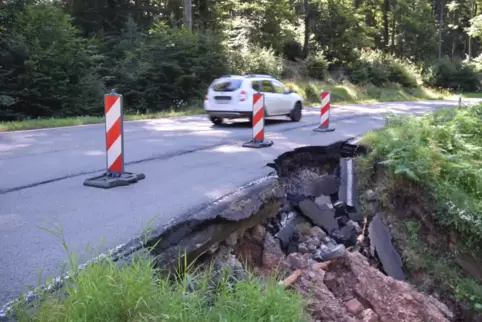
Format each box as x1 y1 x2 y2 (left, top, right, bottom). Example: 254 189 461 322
330 225 358 247
275 214 306 249
298 199 338 234
310 175 340 197
368 214 406 281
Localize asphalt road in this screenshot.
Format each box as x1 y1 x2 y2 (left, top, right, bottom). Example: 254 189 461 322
0 99 477 305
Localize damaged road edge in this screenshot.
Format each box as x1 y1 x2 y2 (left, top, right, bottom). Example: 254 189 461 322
1 138 401 321
0 175 283 321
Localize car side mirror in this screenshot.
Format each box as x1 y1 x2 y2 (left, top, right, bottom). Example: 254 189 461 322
284 88 292 94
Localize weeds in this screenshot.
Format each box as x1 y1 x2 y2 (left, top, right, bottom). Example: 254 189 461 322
13 255 304 322
10 221 304 322
362 104 482 252
359 103 482 310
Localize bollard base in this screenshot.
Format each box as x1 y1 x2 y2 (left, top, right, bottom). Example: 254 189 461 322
83 172 146 189
242 139 274 148
313 126 335 133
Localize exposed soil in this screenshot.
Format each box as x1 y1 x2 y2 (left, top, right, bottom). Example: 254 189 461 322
192 140 461 322
358 163 482 322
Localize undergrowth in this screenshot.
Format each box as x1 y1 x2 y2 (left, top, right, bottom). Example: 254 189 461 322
12 254 304 322
358 103 482 311
361 103 482 252
9 222 304 322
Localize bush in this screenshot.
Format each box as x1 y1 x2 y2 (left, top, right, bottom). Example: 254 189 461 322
227 44 284 77
348 50 419 87
116 27 229 113
283 38 303 61
305 53 328 80
0 4 104 120
423 57 481 92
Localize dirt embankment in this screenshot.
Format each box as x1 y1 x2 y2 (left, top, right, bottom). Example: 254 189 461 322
187 140 460 322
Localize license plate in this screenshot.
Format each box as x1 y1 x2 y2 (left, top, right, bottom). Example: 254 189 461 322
216 100 229 104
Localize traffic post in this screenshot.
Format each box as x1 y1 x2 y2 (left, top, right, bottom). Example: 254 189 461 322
83 89 145 189
313 90 335 132
242 93 273 148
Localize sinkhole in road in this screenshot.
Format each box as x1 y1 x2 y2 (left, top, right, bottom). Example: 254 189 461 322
1 139 455 322
148 140 454 322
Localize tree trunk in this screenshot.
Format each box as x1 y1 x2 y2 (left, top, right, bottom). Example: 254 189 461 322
383 0 390 49
303 0 310 58
438 0 445 58
184 0 192 31
468 0 476 60
390 0 396 53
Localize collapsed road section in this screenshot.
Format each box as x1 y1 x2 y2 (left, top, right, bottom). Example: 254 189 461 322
1 139 454 322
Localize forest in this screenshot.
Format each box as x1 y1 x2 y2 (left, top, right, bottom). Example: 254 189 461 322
1 0 482 121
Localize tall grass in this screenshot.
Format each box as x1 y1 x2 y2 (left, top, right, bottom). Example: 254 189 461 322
362 103 482 251
11 234 304 322
359 103 482 308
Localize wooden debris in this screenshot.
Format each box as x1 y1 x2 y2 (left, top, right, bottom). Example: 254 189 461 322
279 260 334 288
311 260 333 270
280 269 303 287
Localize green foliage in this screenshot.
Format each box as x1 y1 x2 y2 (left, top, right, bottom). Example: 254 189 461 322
311 0 372 64
1 0 482 121
227 44 284 78
13 255 304 322
0 3 104 120
395 0 438 62
362 104 482 252
283 38 304 61
305 53 328 80
116 27 229 113
348 50 419 87
424 57 481 92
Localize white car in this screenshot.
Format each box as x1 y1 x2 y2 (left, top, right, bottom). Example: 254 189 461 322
203 74 304 125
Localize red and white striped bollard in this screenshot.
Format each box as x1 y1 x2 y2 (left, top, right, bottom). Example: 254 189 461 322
83 89 146 189
242 92 273 148
313 90 335 132
105 92 124 173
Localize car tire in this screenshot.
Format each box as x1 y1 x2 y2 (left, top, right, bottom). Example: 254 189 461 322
289 102 302 122
210 116 223 125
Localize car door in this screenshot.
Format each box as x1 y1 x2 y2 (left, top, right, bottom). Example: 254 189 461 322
259 79 277 116
271 79 291 114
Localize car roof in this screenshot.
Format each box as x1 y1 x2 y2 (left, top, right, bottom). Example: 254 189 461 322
217 74 276 80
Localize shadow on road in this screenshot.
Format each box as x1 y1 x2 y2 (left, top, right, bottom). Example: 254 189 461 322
212 118 292 129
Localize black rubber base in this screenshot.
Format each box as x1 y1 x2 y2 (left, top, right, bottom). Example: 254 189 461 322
242 140 274 148
313 126 335 132
83 172 146 189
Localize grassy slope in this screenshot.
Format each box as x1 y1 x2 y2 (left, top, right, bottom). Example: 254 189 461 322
357 104 482 313
0 78 458 132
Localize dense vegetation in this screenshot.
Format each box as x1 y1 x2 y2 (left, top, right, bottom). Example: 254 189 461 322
1 0 482 122
12 254 304 321
359 104 482 312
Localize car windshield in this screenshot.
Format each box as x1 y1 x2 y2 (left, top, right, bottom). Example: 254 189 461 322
211 79 243 92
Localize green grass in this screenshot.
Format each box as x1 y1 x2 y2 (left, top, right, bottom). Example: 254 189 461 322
358 103 482 310
461 92 482 98
11 254 304 322
285 79 456 106
0 78 461 132
0 106 206 132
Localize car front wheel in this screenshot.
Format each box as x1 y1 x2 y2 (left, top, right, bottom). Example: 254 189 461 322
289 102 302 122
210 116 223 125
